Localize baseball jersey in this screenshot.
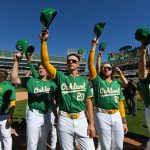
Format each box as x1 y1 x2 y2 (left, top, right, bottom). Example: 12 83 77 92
0 81 16 115
139 75 150 107
92 75 124 110
22 77 57 114
53 71 92 113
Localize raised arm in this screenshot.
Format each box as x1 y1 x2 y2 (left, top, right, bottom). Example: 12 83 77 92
138 45 148 79
115 67 128 86
40 29 56 79
88 37 99 80
96 51 103 74
25 54 39 78
10 53 22 85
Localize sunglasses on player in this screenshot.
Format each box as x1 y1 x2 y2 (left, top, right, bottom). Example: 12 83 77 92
103 66 113 71
67 59 79 64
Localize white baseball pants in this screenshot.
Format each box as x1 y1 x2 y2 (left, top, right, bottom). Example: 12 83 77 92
50 111 57 149
94 110 124 150
26 109 51 150
57 111 95 150
0 115 12 150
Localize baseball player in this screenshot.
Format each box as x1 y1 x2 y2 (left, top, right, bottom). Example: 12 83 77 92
138 44 150 150
0 69 16 150
88 37 128 150
11 53 57 150
25 53 58 149
40 29 95 150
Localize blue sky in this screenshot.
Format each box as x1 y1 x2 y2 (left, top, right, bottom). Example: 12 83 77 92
0 0 150 63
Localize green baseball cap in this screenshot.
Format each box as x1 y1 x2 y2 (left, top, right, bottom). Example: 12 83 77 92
40 8 57 29
144 34 150 45
135 27 149 41
99 42 106 52
26 45 35 56
93 22 106 37
16 39 29 53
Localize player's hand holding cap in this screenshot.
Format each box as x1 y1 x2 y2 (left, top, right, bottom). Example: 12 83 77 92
14 52 23 61
93 22 106 38
135 27 150 45
40 8 57 29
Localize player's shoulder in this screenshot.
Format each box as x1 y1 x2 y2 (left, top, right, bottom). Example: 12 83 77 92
48 79 57 87
78 75 88 81
113 79 121 86
115 79 121 84
2 81 16 89
56 70 64 76
1 80 12 85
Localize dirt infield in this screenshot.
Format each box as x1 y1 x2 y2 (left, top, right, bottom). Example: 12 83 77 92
11 129 148 150
16 91 28 101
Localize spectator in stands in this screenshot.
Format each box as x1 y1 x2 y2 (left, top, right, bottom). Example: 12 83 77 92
0 69 16 150
11 52 57 150
123 79 137 116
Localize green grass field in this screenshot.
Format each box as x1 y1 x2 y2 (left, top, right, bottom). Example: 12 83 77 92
13 99 149 138
13 100 27 123
125 100 149 137
16 87 27 92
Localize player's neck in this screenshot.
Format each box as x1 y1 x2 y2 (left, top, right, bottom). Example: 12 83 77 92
103 75 112 80
39 75 47 81
68 69 79 77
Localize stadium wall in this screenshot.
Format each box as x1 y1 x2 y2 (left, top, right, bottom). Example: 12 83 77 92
0 50 86 78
